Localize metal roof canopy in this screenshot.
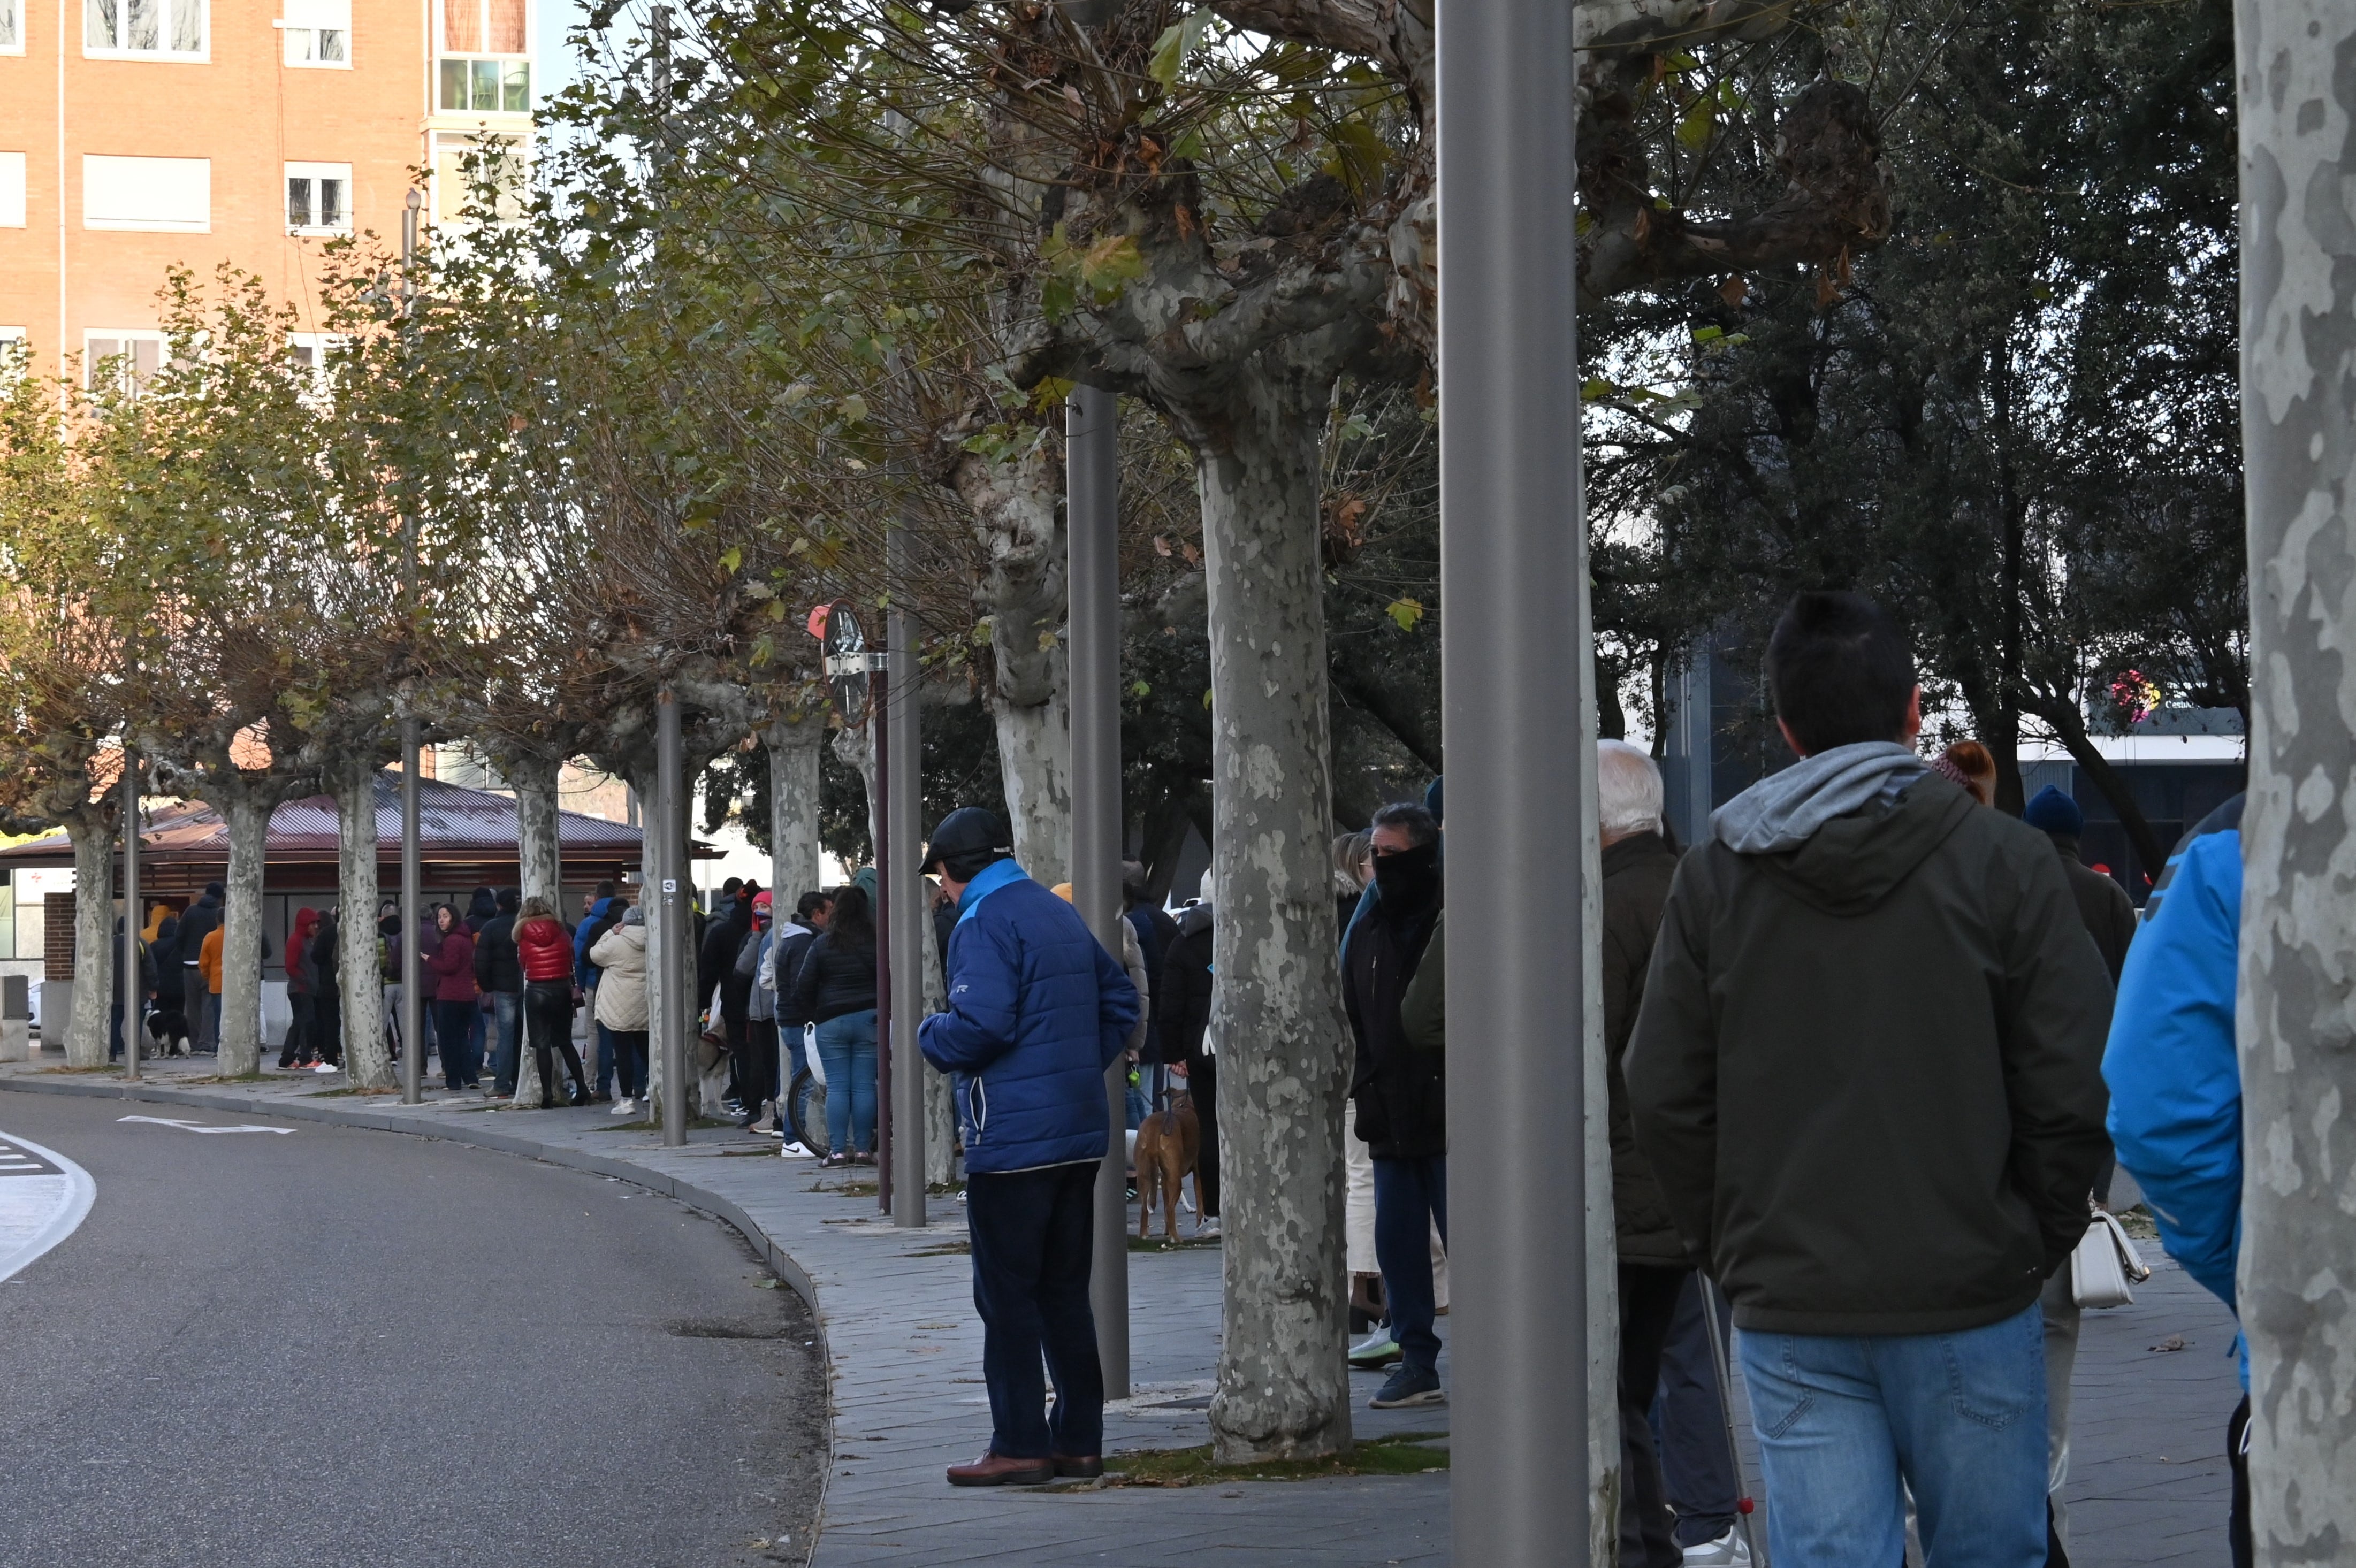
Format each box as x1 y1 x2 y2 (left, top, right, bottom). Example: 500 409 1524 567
0 770 710 894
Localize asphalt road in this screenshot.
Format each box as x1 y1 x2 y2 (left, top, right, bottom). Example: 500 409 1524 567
0 1093 825 1568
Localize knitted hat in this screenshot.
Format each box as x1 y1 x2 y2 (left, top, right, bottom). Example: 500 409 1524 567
2023 784 2084 837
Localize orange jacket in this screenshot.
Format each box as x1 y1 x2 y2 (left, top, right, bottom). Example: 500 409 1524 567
199 926 225 994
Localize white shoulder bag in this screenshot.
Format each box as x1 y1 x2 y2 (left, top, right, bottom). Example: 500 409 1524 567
2071 1207 2152 1309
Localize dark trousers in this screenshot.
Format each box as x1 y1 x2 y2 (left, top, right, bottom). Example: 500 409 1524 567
1371 1154 1449 1376
524 980 584 1103
1192 1053 1221 1217
736 1018 777 1113
593 1015 616 1097
967 1161 1104 1460
279 993 316 1067
433 999 481 1088
1618 1263 1691 1568
2229 1394 2252 1568
611 1030 650 1098
314 988 341 1065
1653 1272 1741 1548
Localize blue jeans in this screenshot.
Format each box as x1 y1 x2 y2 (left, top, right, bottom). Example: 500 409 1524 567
814 1010 878 1154
1371 1154 1448 1375
1739 1300 2048 1568
487 990 523 1095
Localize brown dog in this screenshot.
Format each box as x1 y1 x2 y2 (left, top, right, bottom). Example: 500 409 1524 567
1134 1090 1201 1243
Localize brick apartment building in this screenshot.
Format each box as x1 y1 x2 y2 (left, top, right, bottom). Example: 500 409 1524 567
0 0 537 382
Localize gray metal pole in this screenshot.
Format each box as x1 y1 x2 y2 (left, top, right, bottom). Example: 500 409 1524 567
121 743 139 1081
1437 1 1592 1563
1067 383 1129 1398
887 516 926 1227
401 720 422 1103
658 686 689 1148
398 189 423 1108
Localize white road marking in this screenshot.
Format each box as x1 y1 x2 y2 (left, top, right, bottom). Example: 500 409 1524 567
0 1133 96 1284
116 1116 294 1136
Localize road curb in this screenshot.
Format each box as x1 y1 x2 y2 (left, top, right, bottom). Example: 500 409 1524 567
0 1073 824 1325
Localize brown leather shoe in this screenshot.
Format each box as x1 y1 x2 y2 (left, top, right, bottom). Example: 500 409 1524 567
946 1451 1055 1487
1051 1454 1104 1479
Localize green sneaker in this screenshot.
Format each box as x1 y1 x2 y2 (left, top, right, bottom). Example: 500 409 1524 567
1348 1330 1402 1369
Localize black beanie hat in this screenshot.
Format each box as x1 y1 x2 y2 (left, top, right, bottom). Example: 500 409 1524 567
922 807 1014 881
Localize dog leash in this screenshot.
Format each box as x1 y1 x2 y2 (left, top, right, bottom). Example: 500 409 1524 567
1697 1277 1767 1568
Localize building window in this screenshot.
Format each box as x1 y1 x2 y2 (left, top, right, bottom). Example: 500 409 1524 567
0 152 24 228
85 0 205 57
85 331 167 395
0 327 27 383
1 0 24 52
83 155 210 233
281 0 346 65
438 0 527 112
433 133 524 222
286 162 350 233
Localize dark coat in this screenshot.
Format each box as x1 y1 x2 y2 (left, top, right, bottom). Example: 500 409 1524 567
1626 772 2113 1336
697 899 750 1011
473 912 525 995
1345 885 1444 1161
1126 902 1178 1061
1600 831 1685 1266
1153 903 1213 1065
2047 834 2138 983
176 895 222 975
425 926 479 1003
782 929 877 1027
919 866 1139 1174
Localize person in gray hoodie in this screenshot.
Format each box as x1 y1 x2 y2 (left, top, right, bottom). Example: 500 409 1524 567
1626 591 2111 1568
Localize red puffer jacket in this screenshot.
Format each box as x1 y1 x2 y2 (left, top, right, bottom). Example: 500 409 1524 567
516 915 575 984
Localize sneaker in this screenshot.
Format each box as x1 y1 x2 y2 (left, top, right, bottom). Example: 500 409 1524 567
1368 1367 1444 1409
1196 1215 1220 1238
780 1142 814 1159
1682 1528 1752 1567
313 1062 337 1074
1348 1330 1403 1370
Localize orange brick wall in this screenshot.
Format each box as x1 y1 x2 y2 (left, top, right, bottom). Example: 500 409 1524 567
0 0 516 379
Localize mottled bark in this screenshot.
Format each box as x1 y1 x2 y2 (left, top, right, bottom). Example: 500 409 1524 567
1198 370 1353 1463
2234 4 2356 1555
512 753 562 1105
217 793 270 1077
919 876 956 1187
765 717 826 905
336 756 392 1090
954 443 1074 884
63 816 114 1068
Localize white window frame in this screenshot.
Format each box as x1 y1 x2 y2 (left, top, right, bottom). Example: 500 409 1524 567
278 0 347 67
83 154 210 233
83 0 208 60
431 132 525 224
0 327 27 383
284 160 352 235
83 330 168 395
0 0 26 55
434 0 530 116
0 152 25 228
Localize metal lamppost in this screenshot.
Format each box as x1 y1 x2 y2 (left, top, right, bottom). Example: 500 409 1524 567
1066 383 1128 1397
886 519 926 1228
120 741 140 1082
399 186 425 1107
1436 2 1593 1563
658 685 688 1148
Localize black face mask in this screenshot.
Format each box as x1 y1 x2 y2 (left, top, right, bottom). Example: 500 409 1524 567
1370 841 1440 910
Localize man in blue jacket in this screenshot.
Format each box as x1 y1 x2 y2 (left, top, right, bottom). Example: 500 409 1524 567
918 807 1140 1488
2102 793 2249 1568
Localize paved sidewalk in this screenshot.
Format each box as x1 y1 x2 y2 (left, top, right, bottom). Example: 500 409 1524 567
0 1055 2238 1567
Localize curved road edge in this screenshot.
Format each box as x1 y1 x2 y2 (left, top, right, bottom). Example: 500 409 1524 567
0 1073 837 1546
0 1130 97 1283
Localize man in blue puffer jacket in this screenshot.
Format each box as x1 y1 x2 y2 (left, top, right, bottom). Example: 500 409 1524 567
918 807 1140 1489
2102 792 2249 1567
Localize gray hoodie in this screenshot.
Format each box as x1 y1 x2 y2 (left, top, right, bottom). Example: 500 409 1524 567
1712 741 1929 855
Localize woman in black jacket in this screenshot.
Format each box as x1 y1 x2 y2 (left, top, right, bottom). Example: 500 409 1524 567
310 911 342 1067
1154 898 1218 1221
783 886 879 1168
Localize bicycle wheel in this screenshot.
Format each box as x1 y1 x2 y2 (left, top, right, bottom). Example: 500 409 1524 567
787 1069 830 1158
